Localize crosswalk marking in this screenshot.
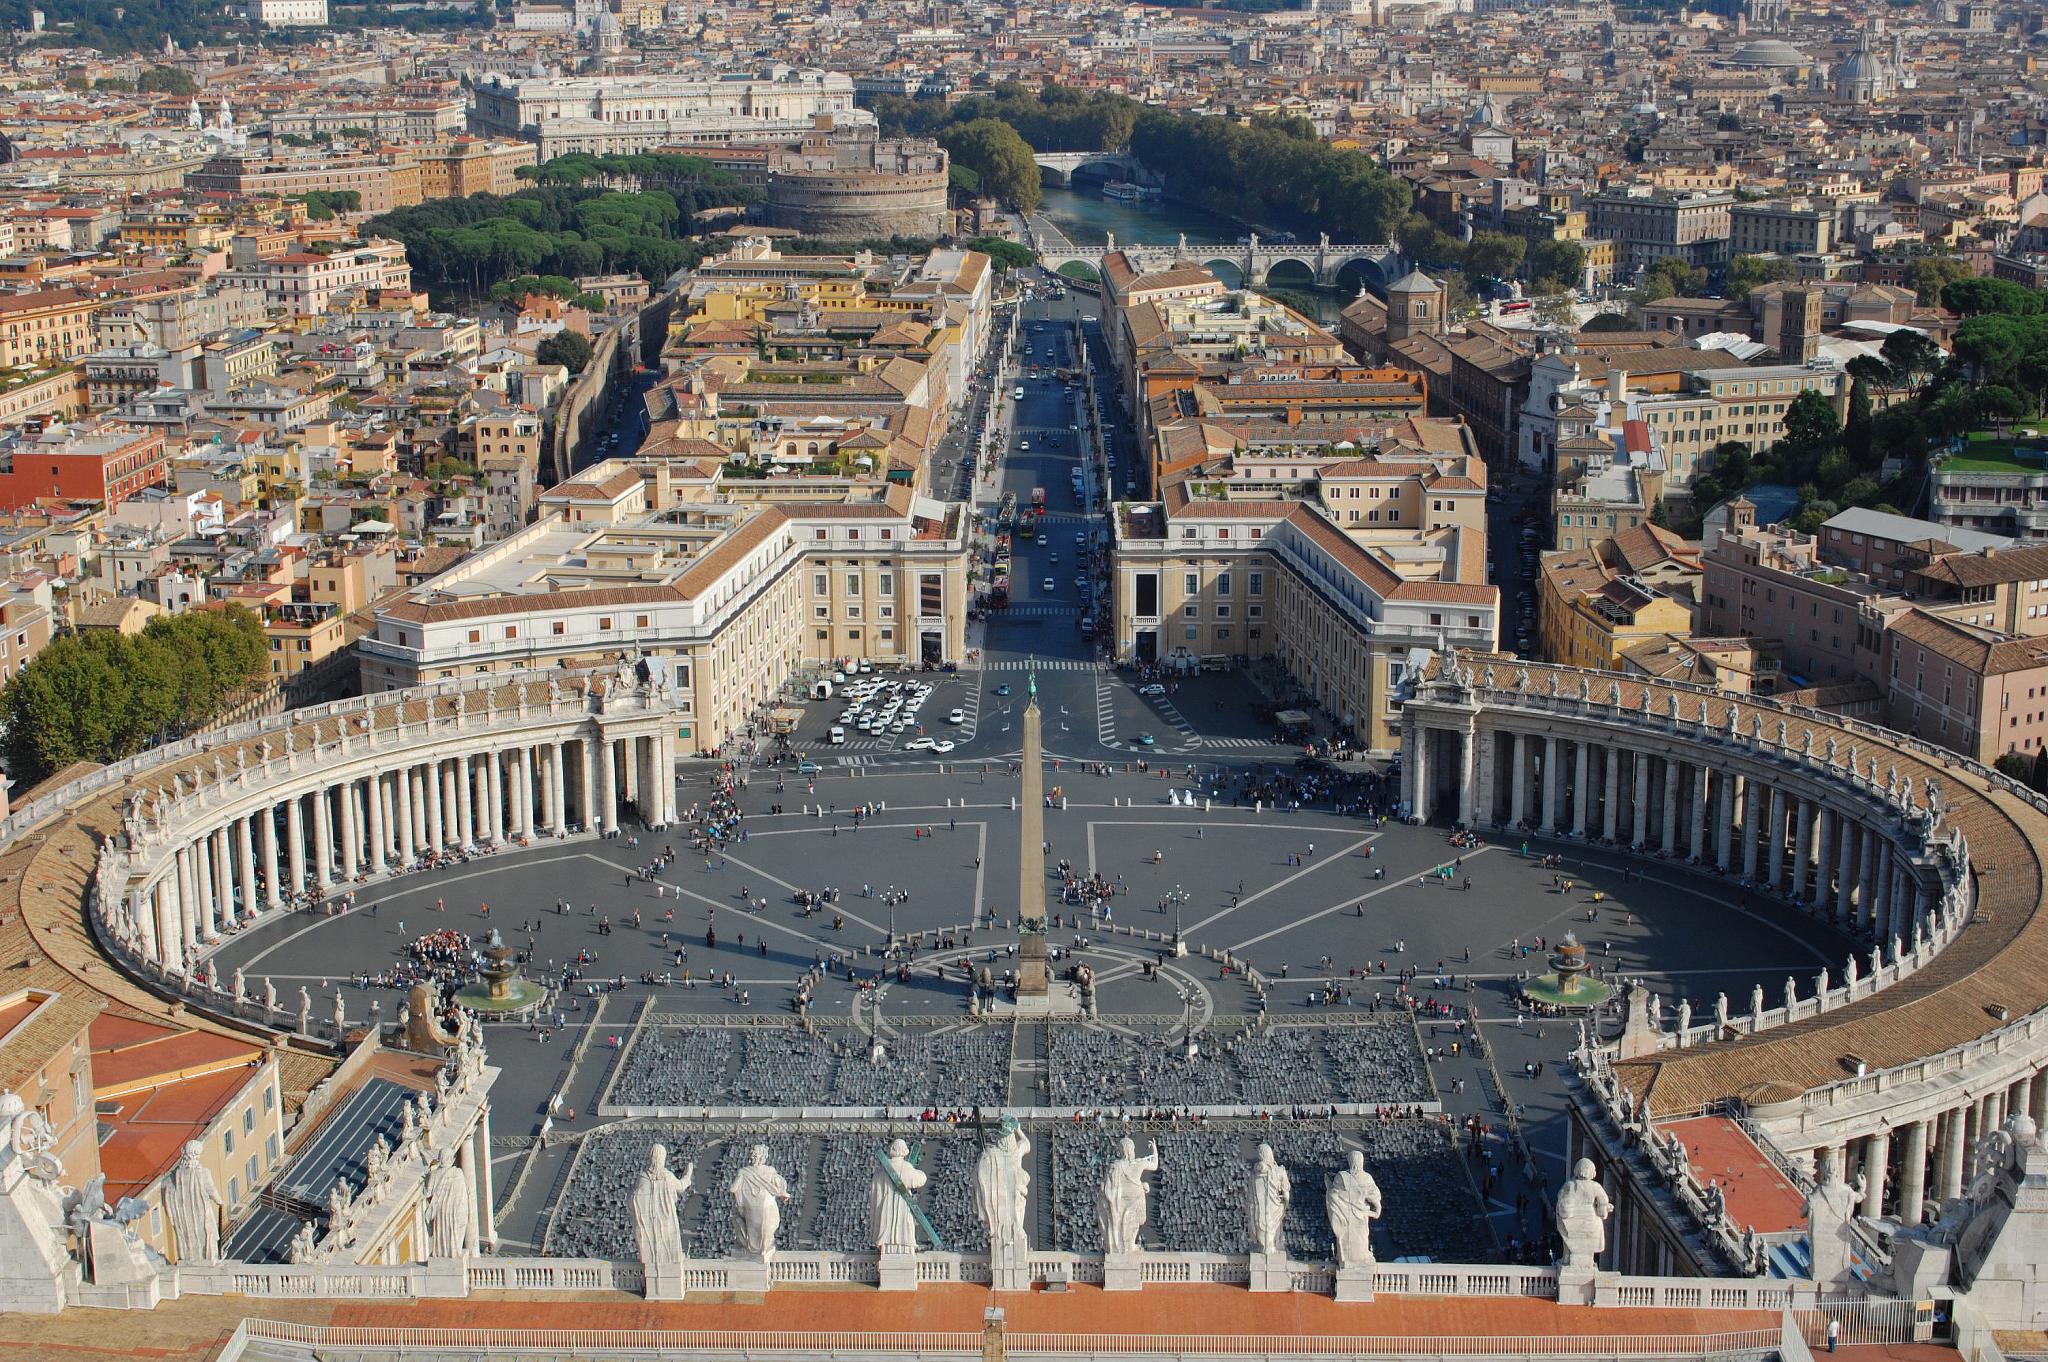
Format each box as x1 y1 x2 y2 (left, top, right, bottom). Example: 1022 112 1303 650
981 658 1099 672
1202 736 1286 750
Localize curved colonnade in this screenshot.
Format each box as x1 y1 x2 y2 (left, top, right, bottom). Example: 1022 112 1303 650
2 654 2043 1257
1400 653 2048 1232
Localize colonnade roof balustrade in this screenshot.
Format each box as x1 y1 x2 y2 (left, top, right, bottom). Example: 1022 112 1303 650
0 668 626 1113
1419 653 2048 1120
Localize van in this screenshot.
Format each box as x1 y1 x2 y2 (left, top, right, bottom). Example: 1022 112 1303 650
829 726 847 745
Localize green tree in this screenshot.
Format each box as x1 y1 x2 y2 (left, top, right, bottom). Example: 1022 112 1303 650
1906 254 1973 306
1879 328 1946 396
1727 254 1799 297
1781 388 1841 456
1527 238 1587 292
1640 258 1707 301
1716 112 1742 131
939 119 1041 212
966 237 1037 272
1844 375 1874 466
0 608 267 790
2031 746 2048 793
1580 311 1636 333
1941 277 2045 318
536 330 594 374
135 66 199 96
1463 231 1525 285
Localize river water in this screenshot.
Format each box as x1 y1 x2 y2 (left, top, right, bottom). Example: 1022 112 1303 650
1035 185 1346 321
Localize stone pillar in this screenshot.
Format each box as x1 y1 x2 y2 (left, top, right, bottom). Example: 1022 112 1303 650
1690 764 1710 859
1897 1118 1929 1227
1766 785 1787 891
192 830 219 942
1543 735 1562 833
1457 728 1478 828
1937 1107 1966 1201
1630 750 1650 848
312 784 334 890
1573 741 1590 838
455 754 475 847
1414 726 1433 822
137 882 161 963
1597 746 1617 840
1835 819 1857 922
442 760 462 848
550 742 568 832
424 761 444 853
2032 1070 2048 1129
1861 1129 1889 1219
367 773 387 872
1742 782 1762 881
577 739 596 833
1661 758 1680 852
484 749 504 845
516 746 534 838
235 817 258 925
1792 798 1814 902
212 826 233 930
658 730 676 826
1873 841 1892 939
475 1102 498 1249
1815 806 1834 912
260 806 282 910
1858 829 1878 931
396 768 417 864
1717 774 1737 871
1509 733 1528 827
338 778 359 883
598 735 619 834
161 868 187 968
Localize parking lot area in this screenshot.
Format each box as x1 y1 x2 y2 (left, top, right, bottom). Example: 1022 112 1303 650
777 667 981 758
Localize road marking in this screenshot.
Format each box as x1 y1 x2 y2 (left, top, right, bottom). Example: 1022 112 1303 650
1182 834 1381 936
1224 845 1492 955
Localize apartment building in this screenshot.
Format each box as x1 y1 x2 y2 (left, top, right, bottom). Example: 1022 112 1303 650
1111 482 1498 755
358 468 969 751
0 423 168 510
1585 189 1735 272
1728 201 1837 258
414 138 539 200
188 154 417 215
246 0 328 24
467 68 872 156
0 288 96 368
1928 448 2048 541
1536 528 1700 670
217 240 412 318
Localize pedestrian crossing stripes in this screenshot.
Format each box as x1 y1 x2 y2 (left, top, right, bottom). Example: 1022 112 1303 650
1202 736 1286 750
981 658 1099 671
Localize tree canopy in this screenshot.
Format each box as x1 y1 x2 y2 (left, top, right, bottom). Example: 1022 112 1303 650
938 120 1042 213
966 237 1037 272
0 608 268 790
536 330 594 374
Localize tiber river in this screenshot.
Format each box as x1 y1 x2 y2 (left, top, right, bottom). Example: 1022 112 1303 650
1035 184 1352 321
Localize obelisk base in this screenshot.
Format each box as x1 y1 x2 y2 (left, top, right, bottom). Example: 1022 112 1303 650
1017 937 1048 997
1247 1251 1293 1292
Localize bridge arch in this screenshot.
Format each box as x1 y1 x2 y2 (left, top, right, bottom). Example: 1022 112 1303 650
1331 252 1398 299
1257 256 1318 291
1202 258 1245 289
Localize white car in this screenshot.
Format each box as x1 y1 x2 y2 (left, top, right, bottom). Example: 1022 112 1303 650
1138 683 1167 697
948 708 967 724
931 740 957 755
1043 578 1056 592
903 736 937 751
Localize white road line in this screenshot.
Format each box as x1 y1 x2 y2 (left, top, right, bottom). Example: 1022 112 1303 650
1224 845 1495 954
1184 834 1380 935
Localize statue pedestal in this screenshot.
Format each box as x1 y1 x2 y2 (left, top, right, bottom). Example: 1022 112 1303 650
1103 1252 1143 1292
1333 1263 1375 1302
643 1260 685 1301
729 1258 770 1293
1556 1266 1598 1307
1247 1251 1292 1292
421 1256 471 1298
990 1253 1031 1293
877 1250 919 1292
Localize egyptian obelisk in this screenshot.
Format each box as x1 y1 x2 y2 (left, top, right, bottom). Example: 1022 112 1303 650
1016 671 1048 997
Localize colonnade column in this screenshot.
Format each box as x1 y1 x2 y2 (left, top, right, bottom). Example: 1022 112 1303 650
338 779 359 883
1836 819 1857 922
1936 1107 1967 1200
1873 841 1893 940
1766 786 1787 891
261 806 282 910
549 742 568 833
1630 751 1650 848
1660 758 1680 852
1457 729 1478 829
1790 798 1812 901
484 750 504 845
423 762 444 854
1742 781 1763 880
1814 806 1834 912
1860 1129 1890 1218
455 755 475 847
578 740 596 833
136 883 160 962
367 773 387 873
1857 828 1878 931
1717 774 1737 871
166 857 191 966
312 784 333 891
1572 741 1590 838
1542 736 1561 834
441 759 461 848
235 817 258 925
516 746 534 839
212 827 232 933
1690 765 1710 860
193 831 219 942
397 768 418 864
598 733 618 827
1508 733 1527 828
1602 746 1620 840
1897 1118 1929 1226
